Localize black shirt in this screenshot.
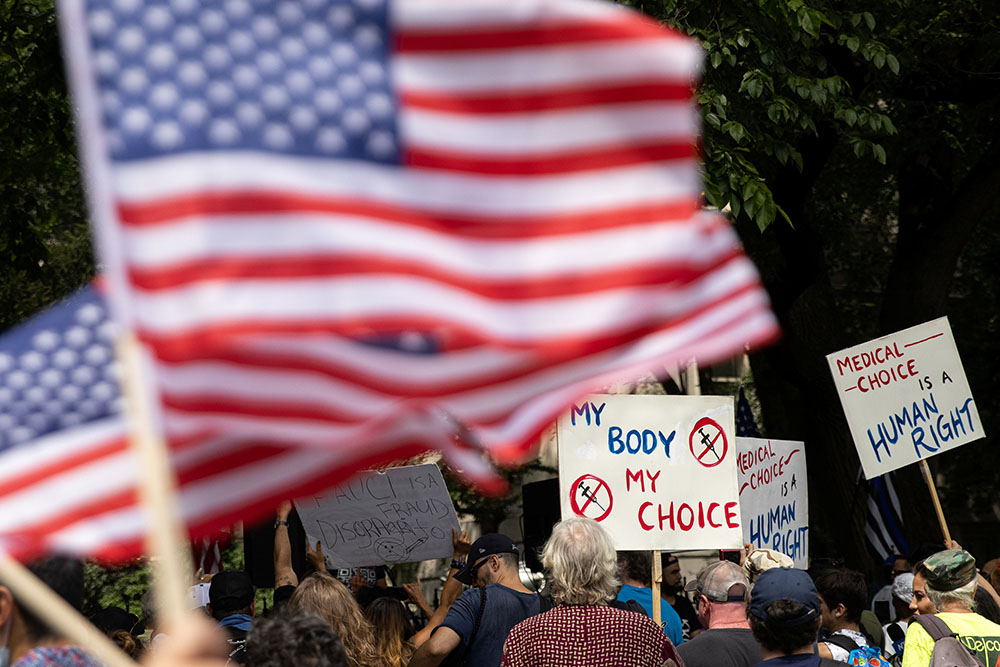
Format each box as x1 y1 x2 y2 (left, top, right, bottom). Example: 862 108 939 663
670 593 704 641
677 628 761 667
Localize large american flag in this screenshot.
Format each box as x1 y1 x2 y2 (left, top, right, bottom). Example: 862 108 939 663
56 0 780 505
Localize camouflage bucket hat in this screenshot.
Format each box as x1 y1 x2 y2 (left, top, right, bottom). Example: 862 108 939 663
921 549 976 591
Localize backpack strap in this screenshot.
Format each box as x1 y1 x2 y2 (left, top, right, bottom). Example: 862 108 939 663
913 614 956 641
462 586 488 660
825 634 860 653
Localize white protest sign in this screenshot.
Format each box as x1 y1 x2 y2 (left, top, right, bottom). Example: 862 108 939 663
736 438 808 568
826 317 984 479
557 394 742 550
294 463 460 568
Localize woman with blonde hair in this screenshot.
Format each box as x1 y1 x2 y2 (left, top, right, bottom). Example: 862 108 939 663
287 573 380 667
364 597 416 667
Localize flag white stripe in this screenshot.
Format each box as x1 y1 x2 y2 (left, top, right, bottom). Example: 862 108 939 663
866 496 899 552
123 214 732 275
130 260 761 339
112 154 701 216
394 41 701 93
392 0 627 31
400 103 698 155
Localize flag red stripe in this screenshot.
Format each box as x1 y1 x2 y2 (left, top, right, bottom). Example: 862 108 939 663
127 251 744 296
0 437 129 497
395 19 673 52
401 82 691 114
116 192 698 236
162 394 367 425
404 141 696 175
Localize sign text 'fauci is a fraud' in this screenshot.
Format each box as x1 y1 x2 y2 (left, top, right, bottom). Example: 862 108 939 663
558 394 742 550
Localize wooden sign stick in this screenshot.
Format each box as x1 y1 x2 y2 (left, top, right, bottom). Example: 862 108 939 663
0 553 136 667
652 549 662 630
118 334 192 626
919 460 951 542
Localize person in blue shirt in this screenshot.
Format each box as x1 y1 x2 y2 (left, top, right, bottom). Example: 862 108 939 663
616 551 685 645
408 534 539 667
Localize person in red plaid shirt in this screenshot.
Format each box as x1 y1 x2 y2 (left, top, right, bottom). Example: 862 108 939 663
501 518 682 667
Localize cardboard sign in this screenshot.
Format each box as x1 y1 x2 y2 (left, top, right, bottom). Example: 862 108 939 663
557 394 742 550
294 463 460 568
827 317 984 479
736 438 808 567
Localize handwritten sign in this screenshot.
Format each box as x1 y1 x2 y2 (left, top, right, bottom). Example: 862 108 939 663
294 463 460 568
736 438 808 567
826 317 985 478
557 394 742 550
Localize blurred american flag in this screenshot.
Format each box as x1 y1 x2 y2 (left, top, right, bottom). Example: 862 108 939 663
49 0 779 542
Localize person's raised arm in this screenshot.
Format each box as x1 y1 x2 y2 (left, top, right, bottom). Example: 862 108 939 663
404 578 435 620
273 501 298 589
411 529 471 647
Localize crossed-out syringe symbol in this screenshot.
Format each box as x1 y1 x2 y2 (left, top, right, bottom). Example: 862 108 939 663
698 426 722 461
577 480 606 513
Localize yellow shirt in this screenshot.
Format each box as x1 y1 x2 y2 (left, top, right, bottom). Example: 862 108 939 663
901 612 1000 667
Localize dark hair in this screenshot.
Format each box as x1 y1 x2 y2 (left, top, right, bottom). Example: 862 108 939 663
617 551 652 587
749 600 821 654
813 568 867 623
110 629 144 659
498 552 520 571
18 557 84 640
246 613 348 667
210 603 252 622
975 587 1000 624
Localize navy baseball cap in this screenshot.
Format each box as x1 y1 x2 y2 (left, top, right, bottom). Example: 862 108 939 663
455 534 518 585
748 568 821 628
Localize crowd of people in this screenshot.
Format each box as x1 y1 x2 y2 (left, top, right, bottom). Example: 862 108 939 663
3 516 1000 667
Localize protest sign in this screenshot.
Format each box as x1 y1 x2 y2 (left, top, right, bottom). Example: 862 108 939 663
826 317 984 479
294 463 459 568
736 438 808 567
557 394 742 550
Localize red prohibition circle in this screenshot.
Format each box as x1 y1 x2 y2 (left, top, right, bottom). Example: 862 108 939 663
569 474 613 522
688 417 728 468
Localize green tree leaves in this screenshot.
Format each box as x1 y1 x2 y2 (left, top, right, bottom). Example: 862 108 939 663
642 0 900 231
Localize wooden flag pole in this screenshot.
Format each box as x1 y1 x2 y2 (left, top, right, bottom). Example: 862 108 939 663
652 550 662 630
919 460 951 542
0 553 136 667
118 334 192 626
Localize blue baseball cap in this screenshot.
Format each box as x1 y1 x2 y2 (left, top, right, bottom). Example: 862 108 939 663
748 568 821 628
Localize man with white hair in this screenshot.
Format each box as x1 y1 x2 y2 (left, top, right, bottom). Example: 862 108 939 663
902 549 1000 667
501 517 681 667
